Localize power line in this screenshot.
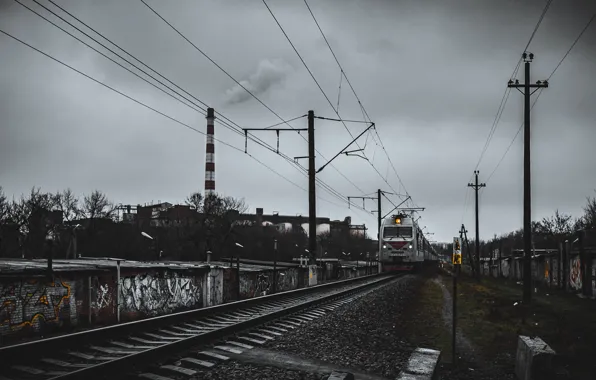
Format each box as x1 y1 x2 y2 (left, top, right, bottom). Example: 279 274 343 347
138 0 366 195
40 0 295 162
30 0 365 211
547 12 595 81
485 9 595 183
473 0 554 171
0 28 368 215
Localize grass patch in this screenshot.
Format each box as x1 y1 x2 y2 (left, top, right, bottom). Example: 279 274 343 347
402 276 452 361
443 272 596 379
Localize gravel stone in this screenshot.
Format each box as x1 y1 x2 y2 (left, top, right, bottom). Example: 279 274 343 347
262 275 421 379
191 361 327 379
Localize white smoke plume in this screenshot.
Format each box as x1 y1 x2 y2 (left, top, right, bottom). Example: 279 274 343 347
224 58 293 105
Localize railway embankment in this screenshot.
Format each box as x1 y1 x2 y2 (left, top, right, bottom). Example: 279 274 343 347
404 271 596 379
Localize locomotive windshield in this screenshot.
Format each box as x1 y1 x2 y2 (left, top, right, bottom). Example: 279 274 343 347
383 226 413 238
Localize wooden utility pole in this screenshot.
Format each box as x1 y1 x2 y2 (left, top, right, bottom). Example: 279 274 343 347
508 52 549 304
468 170 485 277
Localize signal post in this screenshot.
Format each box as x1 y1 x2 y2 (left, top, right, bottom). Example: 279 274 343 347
452 236 462 364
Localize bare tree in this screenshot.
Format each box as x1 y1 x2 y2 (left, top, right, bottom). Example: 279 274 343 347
185 191 203 210
220 196 249 214
0 186 9 224
538 209 573 243
582 190 596 229
54 188 81 223
82 190 115 220
5 187 59 257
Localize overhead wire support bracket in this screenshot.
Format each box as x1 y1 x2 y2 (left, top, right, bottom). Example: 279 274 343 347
316 122 374 173
381 197 424 219
242 127 308 154
347 195 376 210
343 148 366 160
313 116 371 124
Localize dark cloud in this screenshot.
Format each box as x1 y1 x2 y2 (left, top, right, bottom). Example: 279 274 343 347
1 0 595 243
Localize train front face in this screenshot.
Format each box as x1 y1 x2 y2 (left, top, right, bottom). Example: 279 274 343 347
379 215 417 272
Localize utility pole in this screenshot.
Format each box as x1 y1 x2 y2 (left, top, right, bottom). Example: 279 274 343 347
314 116 376 262
468 170 485 278
508 52 549 304
308 110 317 265
377 189 382 240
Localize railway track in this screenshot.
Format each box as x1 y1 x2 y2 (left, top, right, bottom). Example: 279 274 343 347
0 273 398 380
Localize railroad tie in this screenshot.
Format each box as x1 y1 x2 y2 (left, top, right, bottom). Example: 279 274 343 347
159 364 197 376
180 357 216 368
197 351 230 361
138 373 174 380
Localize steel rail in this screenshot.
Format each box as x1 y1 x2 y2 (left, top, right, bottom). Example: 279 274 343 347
0 273 393 379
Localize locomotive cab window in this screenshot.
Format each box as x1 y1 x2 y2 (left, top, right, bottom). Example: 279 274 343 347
383 226 413 238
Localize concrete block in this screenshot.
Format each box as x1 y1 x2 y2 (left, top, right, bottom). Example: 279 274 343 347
515 335 556 380
397 347 441 380
327 371 354 380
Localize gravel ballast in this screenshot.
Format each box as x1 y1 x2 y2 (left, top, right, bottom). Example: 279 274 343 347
187 275 423 379
261 274 422 379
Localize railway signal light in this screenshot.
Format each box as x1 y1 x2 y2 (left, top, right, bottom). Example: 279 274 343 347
452 237 462 266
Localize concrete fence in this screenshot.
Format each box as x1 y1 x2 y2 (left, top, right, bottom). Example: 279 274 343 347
0 259 377 341
461 250 596 298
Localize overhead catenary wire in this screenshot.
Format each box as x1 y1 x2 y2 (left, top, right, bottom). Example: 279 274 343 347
266 0 412 206
137 0 366 196
30 0 366 211
0 28 370 215
302 0 415 206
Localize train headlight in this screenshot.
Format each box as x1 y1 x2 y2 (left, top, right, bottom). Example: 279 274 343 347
383 245 387 249
408 245 412 249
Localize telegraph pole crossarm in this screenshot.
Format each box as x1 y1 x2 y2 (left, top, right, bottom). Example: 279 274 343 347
347 190 388 239
508 52 549 304
242 127 307 154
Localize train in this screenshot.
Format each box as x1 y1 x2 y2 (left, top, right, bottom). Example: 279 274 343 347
378 213 439 272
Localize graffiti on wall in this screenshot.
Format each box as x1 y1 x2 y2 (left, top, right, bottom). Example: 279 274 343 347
120 272 202 317
0 278 77 334
276 269 298 292
570 256 582 290
256 273 271 296
239 271 273 299
208 269 224 307
92 281 113 310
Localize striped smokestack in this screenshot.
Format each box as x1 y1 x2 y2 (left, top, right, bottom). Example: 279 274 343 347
205 108 216 195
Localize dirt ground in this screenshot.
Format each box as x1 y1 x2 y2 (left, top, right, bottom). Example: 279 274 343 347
401 269 596 379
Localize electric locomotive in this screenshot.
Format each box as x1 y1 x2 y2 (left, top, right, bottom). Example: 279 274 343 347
378 213 433 272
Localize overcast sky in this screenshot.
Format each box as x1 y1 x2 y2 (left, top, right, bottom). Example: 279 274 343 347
1 0 595 243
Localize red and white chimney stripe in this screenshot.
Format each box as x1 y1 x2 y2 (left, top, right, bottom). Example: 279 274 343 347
205 108 216 195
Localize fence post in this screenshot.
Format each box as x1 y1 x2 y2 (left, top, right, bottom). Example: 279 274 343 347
236 257 240 300
564 240 570 292
578 230 591 297
558 242 563 290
